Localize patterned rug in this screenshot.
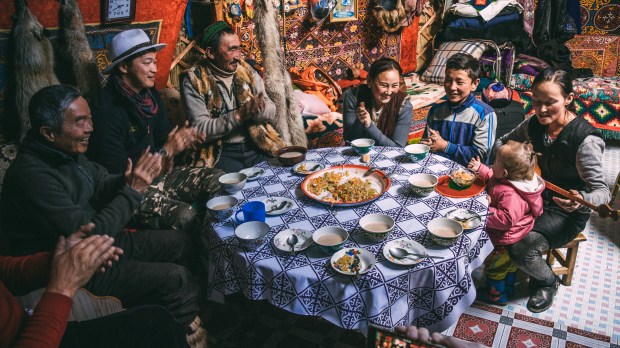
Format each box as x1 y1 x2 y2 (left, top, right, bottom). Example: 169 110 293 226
230 0 403 80
205 293 614 347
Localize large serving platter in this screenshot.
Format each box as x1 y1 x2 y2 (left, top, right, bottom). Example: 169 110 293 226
300 164 391 207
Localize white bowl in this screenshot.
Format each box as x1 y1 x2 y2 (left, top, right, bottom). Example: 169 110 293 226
235 221 269 251
427 218 463 246
408 173 438 197
312 226 349 254
404 144 430 162
219 173 247 194
206 195 238 221
359 213 395 241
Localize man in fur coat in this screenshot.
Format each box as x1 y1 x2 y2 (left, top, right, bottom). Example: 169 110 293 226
88 29 224 232
181 21 285 173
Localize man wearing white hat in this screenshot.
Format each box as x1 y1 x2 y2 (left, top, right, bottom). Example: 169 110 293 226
89 29 224 233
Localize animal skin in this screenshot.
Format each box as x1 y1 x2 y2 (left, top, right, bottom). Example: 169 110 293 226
60 0 100 100
13 0 59 141
253 0 307 147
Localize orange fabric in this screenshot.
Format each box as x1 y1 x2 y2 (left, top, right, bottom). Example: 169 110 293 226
290 67 341 111
399 15 420 73
0 0 186 89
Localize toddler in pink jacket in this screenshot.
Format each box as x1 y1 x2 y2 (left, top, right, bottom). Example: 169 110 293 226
468 140 544 305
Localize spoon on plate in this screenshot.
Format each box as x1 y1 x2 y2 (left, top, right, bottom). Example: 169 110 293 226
452 212 493 223
267 201 288 213
389 247 444 260
287 234 298 255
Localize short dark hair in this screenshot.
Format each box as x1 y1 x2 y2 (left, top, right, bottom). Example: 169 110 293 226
532 67 573 98
445 53 480 81
368 57 403 80
113 48 158 75
28 84 82 136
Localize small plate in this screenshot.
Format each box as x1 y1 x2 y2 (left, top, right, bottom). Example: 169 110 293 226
273 228 313 252
445 208 482 230
240 167 265 181
263 197 295 216
293 161 325 175
331 248 376 275
383 238 426 265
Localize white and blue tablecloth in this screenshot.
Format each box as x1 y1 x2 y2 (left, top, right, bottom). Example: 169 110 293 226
204 146 493 333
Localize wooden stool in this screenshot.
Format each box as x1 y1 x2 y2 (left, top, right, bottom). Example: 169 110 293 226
545 233 587 286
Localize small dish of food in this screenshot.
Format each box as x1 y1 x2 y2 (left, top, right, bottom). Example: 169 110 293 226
449 168 478 188
445 209 482 231
331 248 375 275
293 161 325 175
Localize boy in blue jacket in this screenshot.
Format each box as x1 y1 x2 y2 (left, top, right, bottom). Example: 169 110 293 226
421 53 497 166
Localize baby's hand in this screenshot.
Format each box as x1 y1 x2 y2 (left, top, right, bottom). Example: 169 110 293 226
486 194 493 205
468 156 481 172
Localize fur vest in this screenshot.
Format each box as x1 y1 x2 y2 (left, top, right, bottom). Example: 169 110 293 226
183 60 285 168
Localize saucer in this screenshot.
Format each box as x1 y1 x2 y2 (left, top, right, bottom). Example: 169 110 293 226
273 228 313 252
239 167 265 181
382 238 426 265
293 161 325 175
263 197 295 216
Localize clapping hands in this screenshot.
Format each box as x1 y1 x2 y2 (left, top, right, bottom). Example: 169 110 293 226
125 146 163 193
164 121 205 155
238 92 266 122
356 102 372 128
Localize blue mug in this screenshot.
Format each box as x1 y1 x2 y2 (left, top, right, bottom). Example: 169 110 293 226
235 201 266 223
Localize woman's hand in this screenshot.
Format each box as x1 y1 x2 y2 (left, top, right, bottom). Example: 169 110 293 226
356 102 372 128
553 189 583 212
420 128 448 152
468 156 481 172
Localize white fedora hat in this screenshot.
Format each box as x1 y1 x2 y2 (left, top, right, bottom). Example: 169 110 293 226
103 29 166 74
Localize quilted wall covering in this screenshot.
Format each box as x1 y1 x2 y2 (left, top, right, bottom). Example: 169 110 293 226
229 0 416 80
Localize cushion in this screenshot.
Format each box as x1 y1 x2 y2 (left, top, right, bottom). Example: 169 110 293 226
421 41 488 84
294 90 332 115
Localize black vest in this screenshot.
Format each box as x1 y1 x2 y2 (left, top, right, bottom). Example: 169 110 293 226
528 116 601 195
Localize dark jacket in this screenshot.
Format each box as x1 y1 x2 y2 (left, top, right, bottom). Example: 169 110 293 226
0 137 142 256
88 81 170 174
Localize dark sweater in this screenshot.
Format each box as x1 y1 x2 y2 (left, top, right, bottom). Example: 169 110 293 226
0 137 142 256
88 81 170 174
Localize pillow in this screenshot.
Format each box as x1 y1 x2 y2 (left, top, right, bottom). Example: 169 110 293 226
421 41 487 84
294 90 332 115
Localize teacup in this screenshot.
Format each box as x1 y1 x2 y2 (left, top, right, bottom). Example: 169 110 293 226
427 218 463 247
359 213 395 241
351 138 375 155
404 144 430 162
408 173 438 197
312 226 348 254
235 221 270 251
235 201 266 223
219 173 247 194
206 196 238 221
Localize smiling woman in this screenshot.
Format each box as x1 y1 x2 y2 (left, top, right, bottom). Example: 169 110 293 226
342 57 413 148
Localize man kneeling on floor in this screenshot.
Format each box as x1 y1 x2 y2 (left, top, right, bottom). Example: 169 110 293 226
0 85 206 347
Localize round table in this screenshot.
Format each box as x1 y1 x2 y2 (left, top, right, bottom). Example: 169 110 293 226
204 146 492 333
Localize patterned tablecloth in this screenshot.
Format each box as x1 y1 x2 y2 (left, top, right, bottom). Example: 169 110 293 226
204 147 493 333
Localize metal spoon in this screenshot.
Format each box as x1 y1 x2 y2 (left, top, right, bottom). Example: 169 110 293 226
389 247 444 260
452 212 493 223
267 201 287 213
287 234 298 255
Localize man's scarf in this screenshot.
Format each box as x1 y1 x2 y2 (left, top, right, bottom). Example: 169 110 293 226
114 75 159 119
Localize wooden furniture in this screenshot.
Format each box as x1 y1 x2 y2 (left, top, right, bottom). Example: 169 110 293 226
545 233 587 286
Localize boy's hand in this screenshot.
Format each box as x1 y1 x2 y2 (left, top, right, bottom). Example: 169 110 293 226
468 156 481 172
420 129 448 152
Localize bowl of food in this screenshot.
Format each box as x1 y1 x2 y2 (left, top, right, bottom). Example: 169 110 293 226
407 173 438 197
359 213 395 241
276 146 307 166
218 173 247 194
404 144 430 162
449 168 478 188
427 218 463 247
331 247 375 275
235 221 270 251
312 226 349 254
350 138 375 155
206 195 238 221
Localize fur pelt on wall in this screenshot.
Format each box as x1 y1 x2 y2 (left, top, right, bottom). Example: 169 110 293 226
59 0 100 101
13 0 59 141
253 0 307 148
